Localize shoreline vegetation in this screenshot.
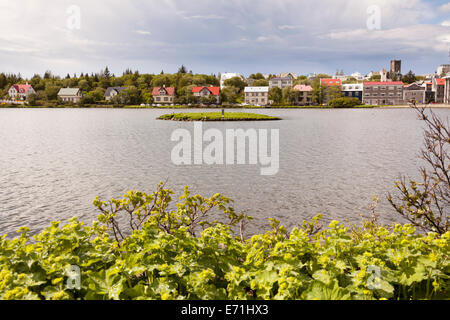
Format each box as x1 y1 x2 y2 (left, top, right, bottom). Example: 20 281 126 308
0 104 450 110
1 104 450 109
0 184 448 300
158 112 281 121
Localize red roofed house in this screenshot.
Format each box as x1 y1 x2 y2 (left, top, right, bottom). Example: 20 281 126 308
432 78 445 103
192 87 220 104
320 78 342 105
8 83 36 101
363 81 404 105
152 86 175 105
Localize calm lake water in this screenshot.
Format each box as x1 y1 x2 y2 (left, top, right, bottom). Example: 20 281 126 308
0 108 448 236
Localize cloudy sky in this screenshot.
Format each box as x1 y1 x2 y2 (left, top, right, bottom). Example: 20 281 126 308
0 0 449 77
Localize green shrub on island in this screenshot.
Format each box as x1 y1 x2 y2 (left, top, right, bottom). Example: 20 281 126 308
158 112 281 121
0 184 448 300
328 97 362 108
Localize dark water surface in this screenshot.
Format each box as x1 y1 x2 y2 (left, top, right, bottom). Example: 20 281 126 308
1 108 448 236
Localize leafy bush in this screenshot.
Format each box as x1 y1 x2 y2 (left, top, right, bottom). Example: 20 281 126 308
328 97 361 108
0 184 448 300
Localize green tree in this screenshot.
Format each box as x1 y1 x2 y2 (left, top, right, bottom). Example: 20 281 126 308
269 87 282 104
223 77 246 93
45 85 61 101
249 73 265 80
252 79 269 86
325 85 343 102
369 74 381 81
402 71 416 84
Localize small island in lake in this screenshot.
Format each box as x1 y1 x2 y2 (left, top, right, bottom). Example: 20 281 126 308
157 112 281 121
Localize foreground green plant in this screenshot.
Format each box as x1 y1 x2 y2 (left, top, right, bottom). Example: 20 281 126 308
0 184 448 300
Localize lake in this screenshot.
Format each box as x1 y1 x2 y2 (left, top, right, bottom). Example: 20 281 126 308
0 108 448 236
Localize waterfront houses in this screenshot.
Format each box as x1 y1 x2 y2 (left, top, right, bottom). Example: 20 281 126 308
269 75 294 89
362 81 404 105
192 86 220 103
432 78 445 103
152 86 175 104
403 83 426 104
292 84 313 105
58 88 83 103
342 83 363 102
8 83 35 100
105 87 126 101
244 86 269 106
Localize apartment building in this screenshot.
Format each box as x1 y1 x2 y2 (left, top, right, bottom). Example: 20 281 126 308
342 84 363 101
363 81 404 105
269 74 293 89
244 87 269 106
432 78 445 103
444 76 450 104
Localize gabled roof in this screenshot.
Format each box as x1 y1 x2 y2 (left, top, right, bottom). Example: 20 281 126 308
320 79 342 86
404 83 425 90
152 87 175 96
58 88 81 96
270 76 293 81
363 81 403 86
192 87 220 96
293 84 313 92
10 84 33 93
105 87 126 97
244 86 269 93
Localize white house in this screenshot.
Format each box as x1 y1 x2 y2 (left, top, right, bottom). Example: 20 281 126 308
58 88 83 103
8 83 36 100
351 72 365 81
220 73 243 89
444 75 450 104
105 87 126 101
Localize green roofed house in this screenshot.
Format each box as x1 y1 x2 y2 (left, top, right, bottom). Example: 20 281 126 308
58 88 83 103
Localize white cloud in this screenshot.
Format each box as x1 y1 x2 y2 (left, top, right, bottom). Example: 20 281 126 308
438 2 450 13
278 25 303 30
441 20 450 27
135 30 152 36
0 0 446 76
